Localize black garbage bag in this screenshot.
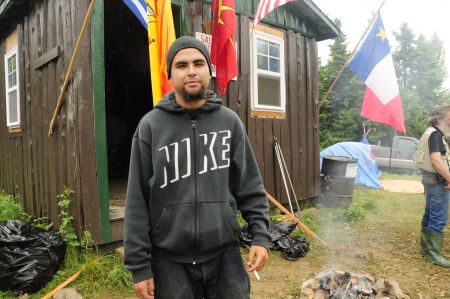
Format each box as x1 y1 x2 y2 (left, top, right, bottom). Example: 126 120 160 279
0 220 66 294
277 235 310 260
240 222 309 261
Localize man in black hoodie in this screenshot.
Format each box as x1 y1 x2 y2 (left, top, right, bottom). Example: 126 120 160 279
124 36 270 299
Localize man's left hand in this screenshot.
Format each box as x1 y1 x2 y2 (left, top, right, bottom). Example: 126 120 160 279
444 182 450 191
246 245 268 272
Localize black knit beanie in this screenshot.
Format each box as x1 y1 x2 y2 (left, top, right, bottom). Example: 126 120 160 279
166 36 212 79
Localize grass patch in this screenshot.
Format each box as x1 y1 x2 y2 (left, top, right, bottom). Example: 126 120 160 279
277 188 379 240
380 172 421 181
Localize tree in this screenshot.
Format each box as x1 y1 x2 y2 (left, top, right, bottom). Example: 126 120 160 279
319 19 364 149
392 25 448 138
392 23 418 88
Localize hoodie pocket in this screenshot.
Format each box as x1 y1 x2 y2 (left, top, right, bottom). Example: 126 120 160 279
150 204 194 253
197 202 241 253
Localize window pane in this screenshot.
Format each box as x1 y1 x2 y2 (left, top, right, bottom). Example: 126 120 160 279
269 42 280 57
257 54 268 70
8 55 16 73
269 58 280 72
8 73 13 87
257 39 268 55
258 76 280 107
8 90 18 124
8 71 17 88
398 139 417 150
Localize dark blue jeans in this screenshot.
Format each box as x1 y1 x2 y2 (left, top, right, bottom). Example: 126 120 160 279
422 182 450 233
152 246 250 299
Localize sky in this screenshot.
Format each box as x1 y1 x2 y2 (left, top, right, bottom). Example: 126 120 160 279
313 0 450 87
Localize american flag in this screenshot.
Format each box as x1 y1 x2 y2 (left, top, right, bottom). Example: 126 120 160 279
254 0 294 26
122 0 147 29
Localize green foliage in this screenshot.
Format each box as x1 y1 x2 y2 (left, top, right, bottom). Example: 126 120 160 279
20 213 53 230
0 191 24 221
0 190 53 230
358 198 376 211
343 204 367 223
80 230 95 251
57 187 80 247
236 211 245 227
269 207 284 222
297 209 318 232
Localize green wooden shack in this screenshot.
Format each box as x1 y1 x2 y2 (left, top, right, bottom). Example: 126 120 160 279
0 0 338 243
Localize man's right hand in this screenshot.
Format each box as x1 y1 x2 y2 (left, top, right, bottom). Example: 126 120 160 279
134 278 154 299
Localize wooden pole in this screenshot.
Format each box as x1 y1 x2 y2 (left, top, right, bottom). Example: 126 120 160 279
41 257 100 299
319 0 387 109
266 193 328 247
48 0 97 136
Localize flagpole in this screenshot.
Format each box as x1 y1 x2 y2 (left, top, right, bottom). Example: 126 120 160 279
319 0 387 109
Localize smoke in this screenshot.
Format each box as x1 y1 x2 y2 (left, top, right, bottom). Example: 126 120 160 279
316 196 367 272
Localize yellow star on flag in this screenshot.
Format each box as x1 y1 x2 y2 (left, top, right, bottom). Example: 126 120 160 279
376 27 387 42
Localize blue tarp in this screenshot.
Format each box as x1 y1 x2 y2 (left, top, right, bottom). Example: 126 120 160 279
320 142 382 189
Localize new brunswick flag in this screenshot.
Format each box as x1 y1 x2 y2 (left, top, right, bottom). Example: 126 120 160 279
147 0 176 104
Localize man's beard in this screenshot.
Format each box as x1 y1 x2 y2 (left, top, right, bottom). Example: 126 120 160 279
442 124 450 138
182 86 207 102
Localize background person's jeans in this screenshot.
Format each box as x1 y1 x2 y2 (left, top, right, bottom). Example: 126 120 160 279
422 182 450 233
152 245 250 299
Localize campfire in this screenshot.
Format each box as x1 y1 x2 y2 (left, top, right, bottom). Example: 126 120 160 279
299 270 409 299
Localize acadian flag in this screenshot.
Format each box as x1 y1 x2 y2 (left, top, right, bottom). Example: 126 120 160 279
211 0 238 95
123 0 176 104
254 0 294 27
348 13 405 134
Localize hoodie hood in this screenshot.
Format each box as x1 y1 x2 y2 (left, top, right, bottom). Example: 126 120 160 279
155 90 222 115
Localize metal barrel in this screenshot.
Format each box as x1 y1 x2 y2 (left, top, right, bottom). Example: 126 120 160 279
320 156 358 208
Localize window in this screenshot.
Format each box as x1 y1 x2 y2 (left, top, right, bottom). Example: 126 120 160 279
4 46 20 127
251 29 285 116
398 138 417 151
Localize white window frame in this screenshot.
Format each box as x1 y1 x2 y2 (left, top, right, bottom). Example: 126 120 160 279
4 46 20 127
251 30 286 112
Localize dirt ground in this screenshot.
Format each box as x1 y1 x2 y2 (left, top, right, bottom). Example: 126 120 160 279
381 179 424 193
249 180 449 299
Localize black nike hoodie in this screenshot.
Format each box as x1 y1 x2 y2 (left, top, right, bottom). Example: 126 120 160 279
124 90 270 283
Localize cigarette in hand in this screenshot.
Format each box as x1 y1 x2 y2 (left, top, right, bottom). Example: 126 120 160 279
254 270 261 280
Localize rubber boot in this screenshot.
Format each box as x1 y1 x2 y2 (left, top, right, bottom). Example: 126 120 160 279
424 230 450 268
420 226 428 256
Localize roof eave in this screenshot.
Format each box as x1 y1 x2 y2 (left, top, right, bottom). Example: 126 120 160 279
291 0 340 41
304 0 340 40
